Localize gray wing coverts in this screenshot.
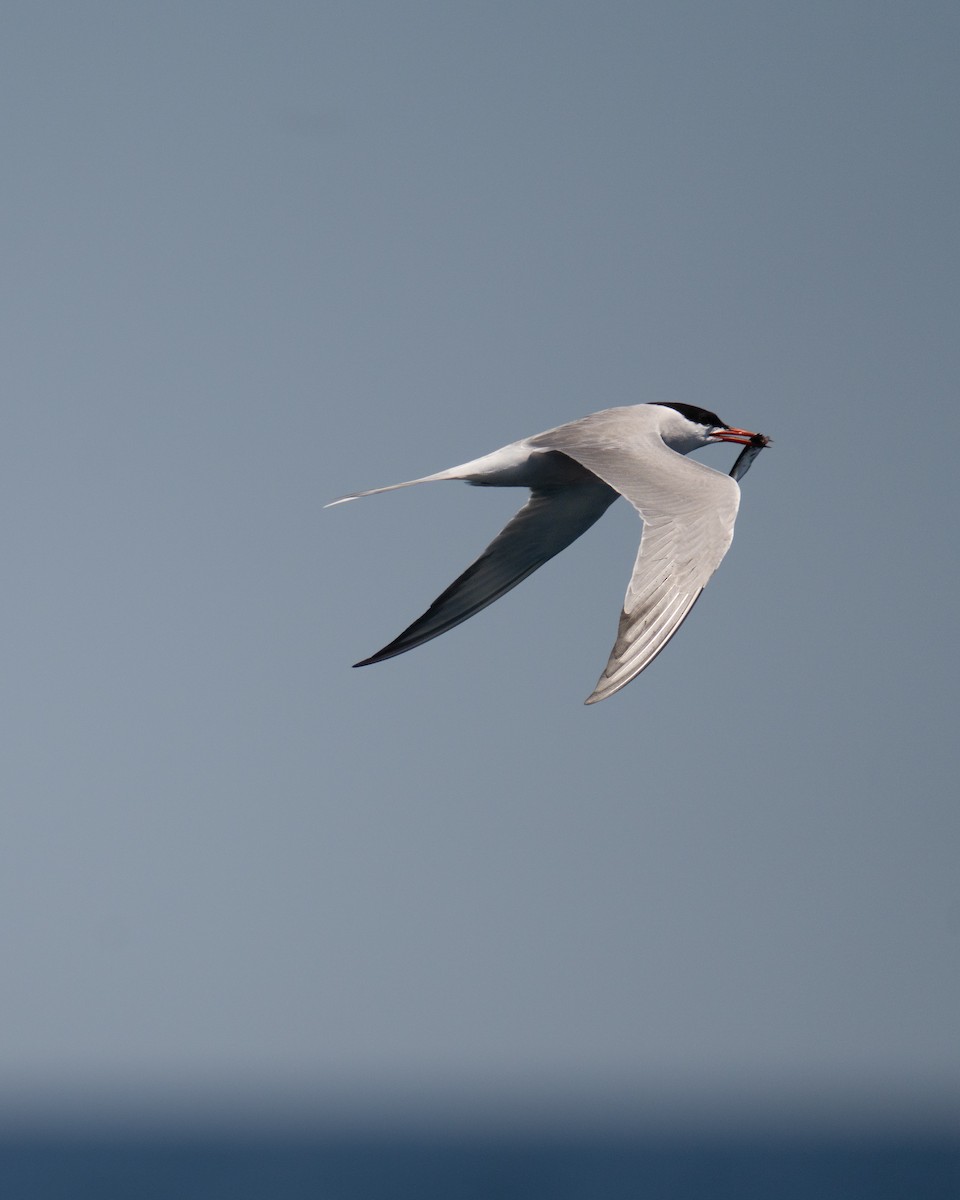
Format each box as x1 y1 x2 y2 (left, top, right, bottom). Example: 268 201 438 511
530 414 741 703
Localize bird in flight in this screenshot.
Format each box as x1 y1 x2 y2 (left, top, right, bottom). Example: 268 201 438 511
327 402 770 703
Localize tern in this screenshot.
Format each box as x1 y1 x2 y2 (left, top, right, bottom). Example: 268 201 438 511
328 402 770 703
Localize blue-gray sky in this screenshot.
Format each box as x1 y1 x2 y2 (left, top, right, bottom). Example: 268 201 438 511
2 1 958 1130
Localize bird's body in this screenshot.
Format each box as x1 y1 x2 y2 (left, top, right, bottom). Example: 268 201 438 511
328 402 769 703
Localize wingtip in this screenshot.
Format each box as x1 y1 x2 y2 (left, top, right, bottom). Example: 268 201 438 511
353 641 404 668
584 672 633 705
583 677 617 704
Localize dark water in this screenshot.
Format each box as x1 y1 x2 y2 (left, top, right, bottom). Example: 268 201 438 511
1 1131 958 1199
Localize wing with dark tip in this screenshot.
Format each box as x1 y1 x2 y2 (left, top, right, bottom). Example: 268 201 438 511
354 479 618 667
582 498 729 703
529 420 741 703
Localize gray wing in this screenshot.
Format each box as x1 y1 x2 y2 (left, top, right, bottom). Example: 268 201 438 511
354 479 618 667
531 418 741 703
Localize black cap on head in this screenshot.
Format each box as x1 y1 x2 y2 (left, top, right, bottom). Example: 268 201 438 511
651 401 727 429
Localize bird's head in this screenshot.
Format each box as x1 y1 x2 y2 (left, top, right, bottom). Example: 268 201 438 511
650 402 766 453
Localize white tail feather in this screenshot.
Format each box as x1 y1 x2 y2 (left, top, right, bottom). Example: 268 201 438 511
324 470 458 508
